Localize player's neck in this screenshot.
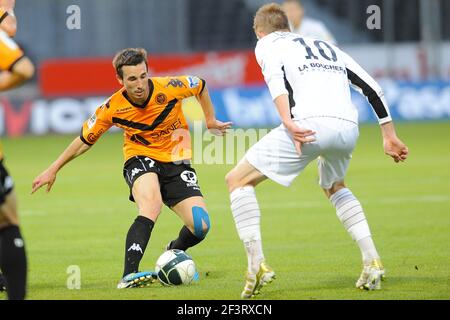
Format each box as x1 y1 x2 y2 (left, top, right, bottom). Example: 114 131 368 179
129 93 149 106
123 79 153 108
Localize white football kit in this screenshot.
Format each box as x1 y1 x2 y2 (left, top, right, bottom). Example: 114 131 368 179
290 17 337 45
245 32 392 188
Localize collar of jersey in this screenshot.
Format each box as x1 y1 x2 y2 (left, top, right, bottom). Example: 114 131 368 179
122 79 154 109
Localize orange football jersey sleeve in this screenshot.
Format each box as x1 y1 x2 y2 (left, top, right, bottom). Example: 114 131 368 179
80 103 113 146
161 76 206 100
0 30 23 71
0 7 7 23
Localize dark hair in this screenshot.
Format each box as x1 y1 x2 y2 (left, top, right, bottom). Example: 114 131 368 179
112 48 148 79
254 3 290 34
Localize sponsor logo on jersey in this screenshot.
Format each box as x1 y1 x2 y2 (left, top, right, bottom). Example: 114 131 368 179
298 63 346 74
187 76 200 88
148 118 183 140
87 128 104 143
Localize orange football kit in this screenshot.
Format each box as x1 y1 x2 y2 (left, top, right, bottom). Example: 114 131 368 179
80 76 205 163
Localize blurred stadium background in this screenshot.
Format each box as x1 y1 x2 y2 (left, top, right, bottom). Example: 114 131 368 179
1 0 449 300
2 0 450 135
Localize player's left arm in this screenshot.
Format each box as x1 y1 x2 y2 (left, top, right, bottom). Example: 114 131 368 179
196 85 232 136
172 76 232 136
341 49 392 125
0 0 17 37
341 49 408 162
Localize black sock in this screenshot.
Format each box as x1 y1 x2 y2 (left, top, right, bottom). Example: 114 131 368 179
0 225 27 300
123 216 154 277
168 226 205 251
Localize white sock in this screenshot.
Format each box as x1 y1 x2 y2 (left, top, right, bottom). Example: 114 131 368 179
330 188 380 264
230 186 265 273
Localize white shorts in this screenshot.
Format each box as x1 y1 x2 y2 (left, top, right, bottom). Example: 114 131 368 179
245 117 359 189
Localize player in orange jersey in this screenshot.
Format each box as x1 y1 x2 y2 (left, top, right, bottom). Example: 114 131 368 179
0 0 34 91
0 0 16 37
0 0 34 300
31 48 231 288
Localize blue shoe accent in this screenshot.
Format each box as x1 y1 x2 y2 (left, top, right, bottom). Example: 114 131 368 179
118 271 157 289
131 271 157 280
193 271 200 282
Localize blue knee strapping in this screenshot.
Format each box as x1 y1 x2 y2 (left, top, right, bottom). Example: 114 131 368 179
192 206 210 239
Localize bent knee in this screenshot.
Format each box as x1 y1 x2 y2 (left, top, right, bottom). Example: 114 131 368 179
134 194 163 219
225 171 235 189
191 206 210 239
324 181 347 198
225 170 244 193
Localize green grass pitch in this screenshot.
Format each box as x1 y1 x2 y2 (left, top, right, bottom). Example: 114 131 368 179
2 122 449 300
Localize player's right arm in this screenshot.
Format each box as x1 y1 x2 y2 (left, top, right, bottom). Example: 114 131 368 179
31 103 113 194
0 3 34 91
340 49 408 163
0 55 35 91
31 137 91 193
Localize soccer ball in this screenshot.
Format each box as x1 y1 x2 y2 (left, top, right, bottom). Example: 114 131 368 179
155 249 196 286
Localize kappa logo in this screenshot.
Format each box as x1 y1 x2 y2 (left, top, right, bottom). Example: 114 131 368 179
166 79 186 88
127 243 143 254
180 170 198 187
130 168 143 179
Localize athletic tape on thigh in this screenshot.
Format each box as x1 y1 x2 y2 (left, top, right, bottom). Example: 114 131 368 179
192 206 210 238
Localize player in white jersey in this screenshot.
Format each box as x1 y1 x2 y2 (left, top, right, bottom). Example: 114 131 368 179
282 0 336 44
225 3 408 298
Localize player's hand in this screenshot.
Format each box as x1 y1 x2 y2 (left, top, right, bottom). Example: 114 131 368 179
31 168 57 194
383 136 409 163
206 119 233 136
284 121 316 155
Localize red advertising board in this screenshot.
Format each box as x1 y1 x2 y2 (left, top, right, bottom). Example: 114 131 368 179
40 50 264 97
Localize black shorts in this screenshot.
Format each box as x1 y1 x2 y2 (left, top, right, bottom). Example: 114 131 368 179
123 156 203 207
0 161 14 205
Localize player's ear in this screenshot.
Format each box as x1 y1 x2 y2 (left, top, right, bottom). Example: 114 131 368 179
256 30 264 40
